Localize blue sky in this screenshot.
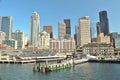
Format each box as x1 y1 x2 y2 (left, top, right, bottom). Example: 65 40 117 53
0 0 120 38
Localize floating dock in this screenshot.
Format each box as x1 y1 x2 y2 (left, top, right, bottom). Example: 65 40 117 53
89 59 120 63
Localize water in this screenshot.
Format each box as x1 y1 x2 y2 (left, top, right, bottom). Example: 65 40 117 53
0 62 120 80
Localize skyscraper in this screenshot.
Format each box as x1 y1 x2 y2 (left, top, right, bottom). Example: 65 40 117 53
64 19 71 38
96 22 101 36
77 16 91 46
99 10 109 35
0 16 12 39
43 25 53 38
58 22 66 40
12 30 27 49
30 12 40 47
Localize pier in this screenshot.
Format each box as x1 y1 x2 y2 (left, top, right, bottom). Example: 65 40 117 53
33 59 89 73
0 59 36 64
89 59 120 63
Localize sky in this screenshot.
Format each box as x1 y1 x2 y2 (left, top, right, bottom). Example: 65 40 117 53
0 0 120 38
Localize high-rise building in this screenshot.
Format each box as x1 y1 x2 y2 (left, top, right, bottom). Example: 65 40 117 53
77 16 91 46
0 16 12 39
64 19 71 38
12 30 27 49
99 10 109 35
30 12 40 47
96 22 101 36
43 25 53 38
58 22 66 40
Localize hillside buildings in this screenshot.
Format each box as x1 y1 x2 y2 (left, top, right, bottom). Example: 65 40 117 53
0 10 119 51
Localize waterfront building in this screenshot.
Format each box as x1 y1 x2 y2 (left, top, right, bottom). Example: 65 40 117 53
30 12 40 47
77 16 91 47
38 30 50 49
2 39 17 49
83 43 114 56
58 22 66 40
0 31 6 44
64 19 71 38
50 38 75 52
97 33 110 44
43 25 53 38
0 53 10 61
99 10 109 36
12 30 27 49
0 16 13 39
96 22 101 36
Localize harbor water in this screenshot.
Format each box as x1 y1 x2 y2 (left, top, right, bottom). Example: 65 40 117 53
0 62 120 80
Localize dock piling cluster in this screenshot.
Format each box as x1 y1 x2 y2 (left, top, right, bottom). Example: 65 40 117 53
33 62 73 73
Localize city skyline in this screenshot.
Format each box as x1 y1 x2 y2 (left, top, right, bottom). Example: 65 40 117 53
0 0 120 38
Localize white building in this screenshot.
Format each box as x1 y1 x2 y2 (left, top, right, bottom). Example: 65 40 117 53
50 38 75 52
12 30 27 49
38 30 50 49
77 16 91 47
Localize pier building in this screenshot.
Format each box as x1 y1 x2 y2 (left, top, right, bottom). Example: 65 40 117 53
83 43 114 57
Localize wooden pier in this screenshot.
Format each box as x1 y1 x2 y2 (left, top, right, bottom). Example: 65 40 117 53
33 61 74 72
0 60 36 64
